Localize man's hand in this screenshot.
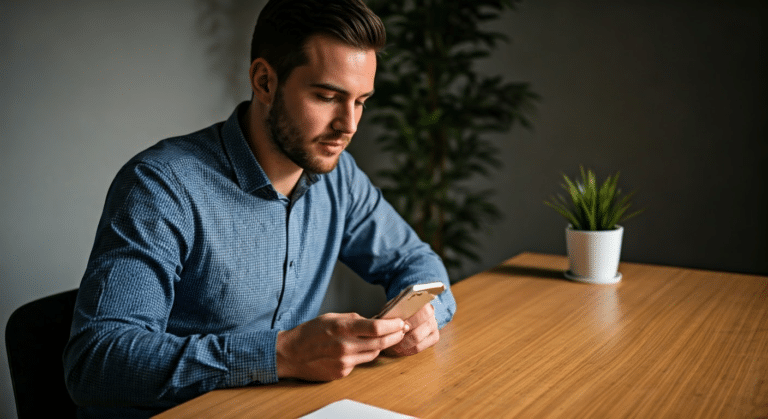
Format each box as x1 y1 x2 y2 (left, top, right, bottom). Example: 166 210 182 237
382 302 439 357
276 313 408 381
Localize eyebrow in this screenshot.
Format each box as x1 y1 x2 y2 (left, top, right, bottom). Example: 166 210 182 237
310 82 375 99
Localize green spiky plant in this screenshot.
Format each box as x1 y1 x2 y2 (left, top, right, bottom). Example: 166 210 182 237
544 167 643 231
366 0 538 278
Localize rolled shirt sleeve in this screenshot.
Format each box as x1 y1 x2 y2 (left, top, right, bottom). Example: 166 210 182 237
336 154 457 328
64 161 280 411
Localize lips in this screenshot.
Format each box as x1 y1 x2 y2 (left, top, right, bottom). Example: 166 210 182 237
317 141 347 155
315 134 351 155
316 133 351 144
318 140 347 147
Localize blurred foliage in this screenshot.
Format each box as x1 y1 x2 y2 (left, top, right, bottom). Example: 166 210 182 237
367 0 538 278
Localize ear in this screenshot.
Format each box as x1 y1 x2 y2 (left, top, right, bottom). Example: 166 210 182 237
249 58 277 105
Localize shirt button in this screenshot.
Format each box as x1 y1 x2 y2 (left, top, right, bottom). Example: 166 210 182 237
289 261 294 268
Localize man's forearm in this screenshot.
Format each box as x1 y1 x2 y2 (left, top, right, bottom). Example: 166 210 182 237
64 322 279 407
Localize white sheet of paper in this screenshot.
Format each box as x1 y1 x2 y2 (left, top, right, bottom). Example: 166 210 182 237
299 399 416 419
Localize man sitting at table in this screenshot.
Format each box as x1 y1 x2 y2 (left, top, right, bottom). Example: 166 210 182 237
63 0 456 417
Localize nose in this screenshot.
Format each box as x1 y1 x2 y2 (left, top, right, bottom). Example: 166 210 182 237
332 102 358 134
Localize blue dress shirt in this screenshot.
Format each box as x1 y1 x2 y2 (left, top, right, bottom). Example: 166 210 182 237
63 102 456 418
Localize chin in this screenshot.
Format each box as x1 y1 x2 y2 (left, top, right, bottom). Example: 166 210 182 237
310 156 342 174
306 143 346 174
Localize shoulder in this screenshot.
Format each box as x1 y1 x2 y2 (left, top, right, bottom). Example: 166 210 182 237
311 151 363 192
111 122 231 193
102 122 230 213
308 151 378 212
318 151 384 206
334 151 361 175
323 151 387 216
329 151 369 187
128 123 226 173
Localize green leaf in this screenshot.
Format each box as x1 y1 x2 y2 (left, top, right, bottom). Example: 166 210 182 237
545 167 644 231
367 0 536 279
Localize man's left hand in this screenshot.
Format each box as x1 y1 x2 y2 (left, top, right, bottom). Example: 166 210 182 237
382 302 439 357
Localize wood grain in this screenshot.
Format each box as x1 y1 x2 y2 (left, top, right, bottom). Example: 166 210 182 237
155 253 768 418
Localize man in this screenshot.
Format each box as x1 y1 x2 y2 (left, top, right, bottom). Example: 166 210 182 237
63 0 456 417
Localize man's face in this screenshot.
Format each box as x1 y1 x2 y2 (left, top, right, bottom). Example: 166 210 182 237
266 34 377 174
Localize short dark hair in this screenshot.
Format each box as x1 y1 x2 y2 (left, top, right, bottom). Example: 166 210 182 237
250 0 386 84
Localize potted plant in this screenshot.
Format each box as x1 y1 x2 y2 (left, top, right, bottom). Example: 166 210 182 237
544 167 643 284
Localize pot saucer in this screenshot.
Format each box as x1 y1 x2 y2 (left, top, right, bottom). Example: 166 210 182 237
564 270 622 284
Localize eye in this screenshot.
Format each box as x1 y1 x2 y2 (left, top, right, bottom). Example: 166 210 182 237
316 94 334 103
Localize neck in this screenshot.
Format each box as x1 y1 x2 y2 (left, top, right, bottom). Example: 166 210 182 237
243 102 303 197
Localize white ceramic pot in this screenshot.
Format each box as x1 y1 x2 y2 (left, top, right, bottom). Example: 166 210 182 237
565 225 623 284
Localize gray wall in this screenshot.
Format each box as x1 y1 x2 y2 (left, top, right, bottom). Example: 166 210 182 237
1 1 765 418
1 1 232 416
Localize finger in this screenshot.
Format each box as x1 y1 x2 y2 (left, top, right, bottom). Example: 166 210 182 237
323 349 382 380
388 328 440 357
404 302 435 330
368 329 407 351
340 328 406 354
386 313 439 356
343 349 382 366
345 317 406 337
411 328 440 353
401 315 436 349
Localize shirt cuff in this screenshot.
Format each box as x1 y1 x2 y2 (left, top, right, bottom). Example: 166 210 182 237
226 329 280 386
432 291 457 329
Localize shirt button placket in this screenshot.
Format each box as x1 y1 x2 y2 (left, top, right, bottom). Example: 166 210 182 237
279 199 298 329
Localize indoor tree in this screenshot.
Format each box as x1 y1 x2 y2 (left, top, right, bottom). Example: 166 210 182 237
366 0 538 278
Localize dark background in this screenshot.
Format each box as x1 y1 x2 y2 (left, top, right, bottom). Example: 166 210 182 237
1 1 766 417
350 0 768 279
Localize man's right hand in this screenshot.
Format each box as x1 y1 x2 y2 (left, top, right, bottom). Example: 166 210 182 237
276 313 408 381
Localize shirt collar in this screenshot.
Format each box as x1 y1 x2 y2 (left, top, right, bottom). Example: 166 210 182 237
222 101 321 197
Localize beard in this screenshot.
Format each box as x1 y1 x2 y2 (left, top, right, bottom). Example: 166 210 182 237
266 86 350 174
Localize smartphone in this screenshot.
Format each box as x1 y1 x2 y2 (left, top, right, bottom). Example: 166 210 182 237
372 282 446 320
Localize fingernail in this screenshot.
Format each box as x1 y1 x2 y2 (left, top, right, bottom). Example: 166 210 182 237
403 323 411 333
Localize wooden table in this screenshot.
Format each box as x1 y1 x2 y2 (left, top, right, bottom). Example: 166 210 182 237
155 253 768 418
